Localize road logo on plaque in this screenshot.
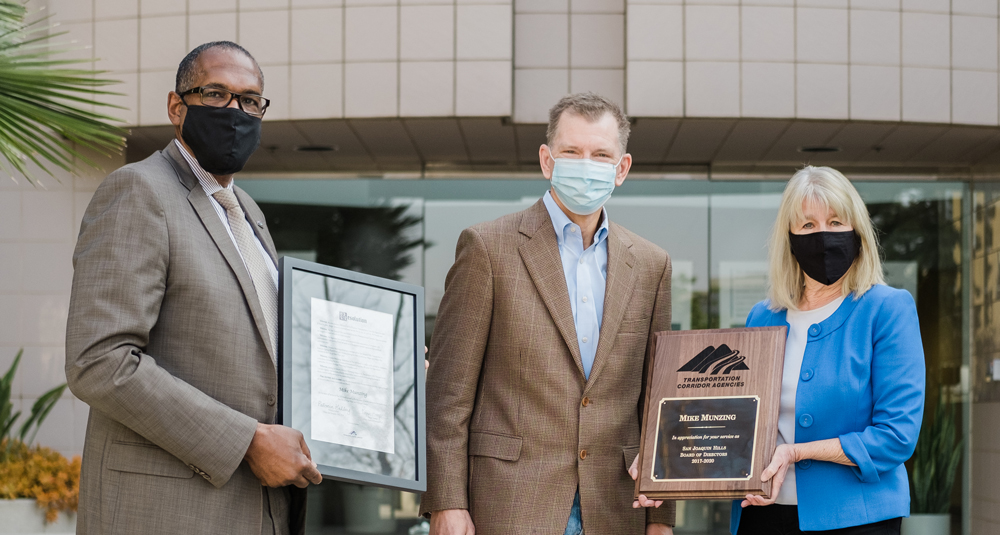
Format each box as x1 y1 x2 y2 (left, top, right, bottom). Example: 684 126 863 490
635 327 786 500
678 344 750 375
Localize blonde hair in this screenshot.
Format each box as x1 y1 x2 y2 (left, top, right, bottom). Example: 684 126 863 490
766 166 884 311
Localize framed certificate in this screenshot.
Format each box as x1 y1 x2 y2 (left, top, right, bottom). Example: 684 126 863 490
277 256 426 493
635 327 785 500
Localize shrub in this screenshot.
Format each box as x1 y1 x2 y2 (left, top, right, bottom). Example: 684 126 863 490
0 349 78 522
0 439 80 522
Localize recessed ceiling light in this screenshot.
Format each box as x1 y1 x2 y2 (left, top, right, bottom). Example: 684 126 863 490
798 146 841 153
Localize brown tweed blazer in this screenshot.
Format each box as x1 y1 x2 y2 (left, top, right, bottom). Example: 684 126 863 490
65 142 304 535
419 199 676 533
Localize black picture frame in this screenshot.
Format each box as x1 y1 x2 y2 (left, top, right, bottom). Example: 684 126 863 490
277 256 426 494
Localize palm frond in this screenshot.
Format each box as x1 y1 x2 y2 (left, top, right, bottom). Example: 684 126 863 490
0 1 25 33
0 3 128 185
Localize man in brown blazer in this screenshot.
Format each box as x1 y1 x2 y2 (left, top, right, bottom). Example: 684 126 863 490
65 42 321 535
420 94 676 534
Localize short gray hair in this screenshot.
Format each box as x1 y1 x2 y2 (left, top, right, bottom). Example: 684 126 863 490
546 93 630 155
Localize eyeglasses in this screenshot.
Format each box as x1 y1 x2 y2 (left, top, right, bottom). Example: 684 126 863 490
179 86 270 118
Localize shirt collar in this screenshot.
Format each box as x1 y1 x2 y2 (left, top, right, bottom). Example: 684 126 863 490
542 190 609 248
174 139 233 196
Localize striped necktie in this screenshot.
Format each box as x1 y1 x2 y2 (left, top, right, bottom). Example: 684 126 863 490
211 188 278 354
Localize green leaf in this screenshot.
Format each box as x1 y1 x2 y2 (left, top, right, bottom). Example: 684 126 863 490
0 348 23 441
909 393 963 514
18 383 66 446
0 1 26 33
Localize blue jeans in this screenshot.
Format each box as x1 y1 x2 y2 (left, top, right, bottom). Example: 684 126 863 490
563 490 583 535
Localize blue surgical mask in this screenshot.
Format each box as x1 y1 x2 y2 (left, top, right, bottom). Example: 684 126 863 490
550 155 623 215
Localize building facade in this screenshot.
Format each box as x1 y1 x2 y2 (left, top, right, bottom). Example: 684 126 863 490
2 0 999 532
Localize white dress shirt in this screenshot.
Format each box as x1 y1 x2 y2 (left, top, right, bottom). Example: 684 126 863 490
541 190 609 380
174 139 278 288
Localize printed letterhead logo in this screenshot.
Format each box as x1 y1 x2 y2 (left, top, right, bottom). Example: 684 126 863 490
338 311 369 323
678 344 749 375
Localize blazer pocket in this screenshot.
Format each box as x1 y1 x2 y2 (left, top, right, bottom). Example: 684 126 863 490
469 431 523 461
106 442 195 479
623 445 640 470
619 318 651 334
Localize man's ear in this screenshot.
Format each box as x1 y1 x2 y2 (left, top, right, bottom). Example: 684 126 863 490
539 144 555 180
167 92 184 127
615 153 632 187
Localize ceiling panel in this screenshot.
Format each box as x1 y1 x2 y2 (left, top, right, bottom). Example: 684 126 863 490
912 127 995 164
820 122 896 163
460 118 516 164
859 124 946 163
349 120 421 167
259 122 311 151
664 120 736 163
714 120 790 162
964 132 1000 165
123 117 1000 176
628 119 680 164
760 121 843 162
403 119 469 164
292 120 372 160
515 124 547 164
242 149 284 172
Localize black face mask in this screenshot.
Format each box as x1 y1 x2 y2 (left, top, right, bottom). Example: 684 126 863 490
788 230 861 285
181 104 261 175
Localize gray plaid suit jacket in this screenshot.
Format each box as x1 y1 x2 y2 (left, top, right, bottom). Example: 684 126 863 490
65 142 304 535
419 200 676 534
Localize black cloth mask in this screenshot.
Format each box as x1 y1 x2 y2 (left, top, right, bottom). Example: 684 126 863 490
788 230 861 285
181 104 261 175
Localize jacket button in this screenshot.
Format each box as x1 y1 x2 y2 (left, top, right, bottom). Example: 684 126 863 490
266 394 276 406
580 450 588 460
188 465 211 480
801 369 814 381
808 324 821 337
582 397 590 407
798 459 812 470
799 414 813 428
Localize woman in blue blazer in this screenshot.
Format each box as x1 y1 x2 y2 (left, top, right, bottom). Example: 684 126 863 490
731 167 925 534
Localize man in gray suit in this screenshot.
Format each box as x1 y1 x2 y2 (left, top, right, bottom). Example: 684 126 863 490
65 42 322 535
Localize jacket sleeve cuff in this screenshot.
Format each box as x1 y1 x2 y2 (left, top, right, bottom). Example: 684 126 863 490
204 412 259 488
839 433 880 484
417 496 469 518
646 500 676 526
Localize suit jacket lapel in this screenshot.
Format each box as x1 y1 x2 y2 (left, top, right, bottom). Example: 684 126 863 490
518 201 584 377
585 223 636 390
163 142 278 366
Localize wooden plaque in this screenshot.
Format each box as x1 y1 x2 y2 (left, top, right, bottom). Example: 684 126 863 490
634 327 786 500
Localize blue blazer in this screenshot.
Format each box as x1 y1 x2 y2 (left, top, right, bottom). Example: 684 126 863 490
731 284 925 533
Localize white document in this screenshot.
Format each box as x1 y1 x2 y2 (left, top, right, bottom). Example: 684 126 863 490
310 298 395 454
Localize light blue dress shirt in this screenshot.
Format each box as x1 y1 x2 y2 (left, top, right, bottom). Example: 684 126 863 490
542 191 609 380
